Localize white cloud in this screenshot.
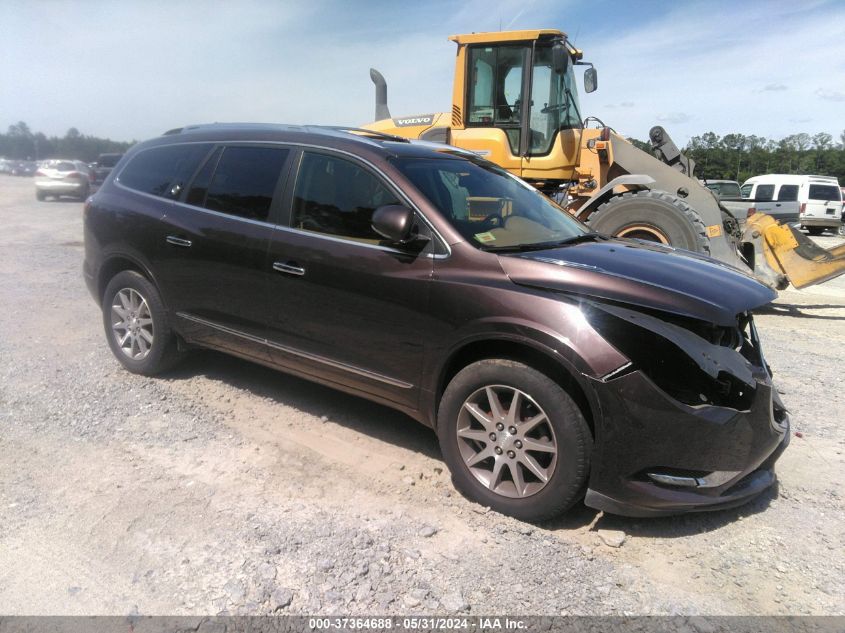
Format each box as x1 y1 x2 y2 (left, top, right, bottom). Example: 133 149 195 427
815 88 845 102
759 83 788 92
657 112 691 124
579 0 845 142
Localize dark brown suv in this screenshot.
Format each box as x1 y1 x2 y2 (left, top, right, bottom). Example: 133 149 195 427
83 124 789 521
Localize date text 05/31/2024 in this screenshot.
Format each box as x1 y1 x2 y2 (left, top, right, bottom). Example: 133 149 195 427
308 617 528 630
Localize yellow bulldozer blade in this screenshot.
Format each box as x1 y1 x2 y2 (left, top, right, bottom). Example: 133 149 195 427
745 213 845 290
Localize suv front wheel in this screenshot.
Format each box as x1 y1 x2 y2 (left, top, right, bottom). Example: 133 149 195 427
437 359 592 522
102 270 182 375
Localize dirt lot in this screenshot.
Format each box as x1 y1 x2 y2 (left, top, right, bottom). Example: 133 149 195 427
0 174 843 616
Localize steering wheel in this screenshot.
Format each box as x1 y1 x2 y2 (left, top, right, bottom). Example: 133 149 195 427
481 213 504 228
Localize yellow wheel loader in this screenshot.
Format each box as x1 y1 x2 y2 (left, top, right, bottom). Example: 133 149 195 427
363 29 845 290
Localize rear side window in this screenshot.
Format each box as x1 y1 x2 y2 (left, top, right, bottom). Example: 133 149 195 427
185 148 222 207
204 146 289 221
740 184 753 199
119 144 212 198
755 184 775 201
808 184 841 201
292 152 400 242
777 185 799 201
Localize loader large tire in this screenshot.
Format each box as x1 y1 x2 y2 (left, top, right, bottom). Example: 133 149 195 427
589 190 710 254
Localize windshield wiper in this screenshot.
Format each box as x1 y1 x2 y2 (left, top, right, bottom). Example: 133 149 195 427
481 232 607 252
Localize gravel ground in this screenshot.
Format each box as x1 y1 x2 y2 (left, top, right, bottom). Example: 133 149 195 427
0 174 842 616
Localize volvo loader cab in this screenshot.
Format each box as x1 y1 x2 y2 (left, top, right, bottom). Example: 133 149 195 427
365 29 845 290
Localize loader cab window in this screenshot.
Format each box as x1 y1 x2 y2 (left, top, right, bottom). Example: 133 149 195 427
465 42 582 158
467 45 527 155
528 46 582 155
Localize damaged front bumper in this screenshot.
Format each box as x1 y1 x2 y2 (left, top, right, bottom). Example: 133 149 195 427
580 302 790 517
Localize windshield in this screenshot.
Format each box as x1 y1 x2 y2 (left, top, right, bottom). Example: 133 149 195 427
528 46 582 155
392 153 587 250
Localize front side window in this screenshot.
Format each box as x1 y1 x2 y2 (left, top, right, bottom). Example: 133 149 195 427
393 152 586 250
204 146 289 221
118 144 212 198
292 152 400 242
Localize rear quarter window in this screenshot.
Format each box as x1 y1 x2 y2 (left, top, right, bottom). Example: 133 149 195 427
118 144 213 198
808 184 842 201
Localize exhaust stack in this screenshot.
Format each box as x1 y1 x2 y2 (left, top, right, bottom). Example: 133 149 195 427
369 68 391 122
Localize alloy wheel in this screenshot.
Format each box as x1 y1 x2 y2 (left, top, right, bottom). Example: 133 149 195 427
110 288 154 360
456 385 558 498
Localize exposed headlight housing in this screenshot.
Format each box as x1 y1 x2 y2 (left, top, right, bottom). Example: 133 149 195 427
583 301 760 410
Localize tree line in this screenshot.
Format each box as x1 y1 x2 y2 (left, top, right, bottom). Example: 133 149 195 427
631 130 845 184
0 122 134 163
4 120 845 184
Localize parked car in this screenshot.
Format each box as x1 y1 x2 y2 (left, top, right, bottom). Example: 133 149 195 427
742 175 843 235
34 160 93 201
11 160 38 176
89 152 124 184
703 178 800 226
83 124 789 521
841 188 845 236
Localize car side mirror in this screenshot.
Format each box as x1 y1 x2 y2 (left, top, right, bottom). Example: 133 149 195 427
584 67 598 93
372 205 420 244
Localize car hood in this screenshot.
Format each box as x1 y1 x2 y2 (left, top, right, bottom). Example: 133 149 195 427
497 238 776 326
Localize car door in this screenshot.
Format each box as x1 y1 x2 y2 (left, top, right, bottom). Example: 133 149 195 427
263 149 435 409
153 143 293 360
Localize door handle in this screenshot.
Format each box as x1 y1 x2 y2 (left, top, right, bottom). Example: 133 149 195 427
166 235 192 248
273 261 306 276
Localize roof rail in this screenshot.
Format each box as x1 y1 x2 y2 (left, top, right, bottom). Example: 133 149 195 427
315 126 411 143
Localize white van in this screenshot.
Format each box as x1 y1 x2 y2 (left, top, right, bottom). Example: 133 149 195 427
741 175 843 235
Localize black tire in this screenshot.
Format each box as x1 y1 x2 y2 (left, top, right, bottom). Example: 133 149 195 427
806 226 825 236
77 184 90 201
102 270 183 375
589 189 710 254
35 189 46 201
437 359 592 522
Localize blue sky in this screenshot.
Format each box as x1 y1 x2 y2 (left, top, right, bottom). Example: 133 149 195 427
1 0 844 144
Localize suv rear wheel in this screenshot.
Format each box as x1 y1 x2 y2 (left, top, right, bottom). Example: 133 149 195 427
102 270 182 375
437 359 591 522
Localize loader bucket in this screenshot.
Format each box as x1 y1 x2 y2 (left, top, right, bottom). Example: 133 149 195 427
744 213 845 289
